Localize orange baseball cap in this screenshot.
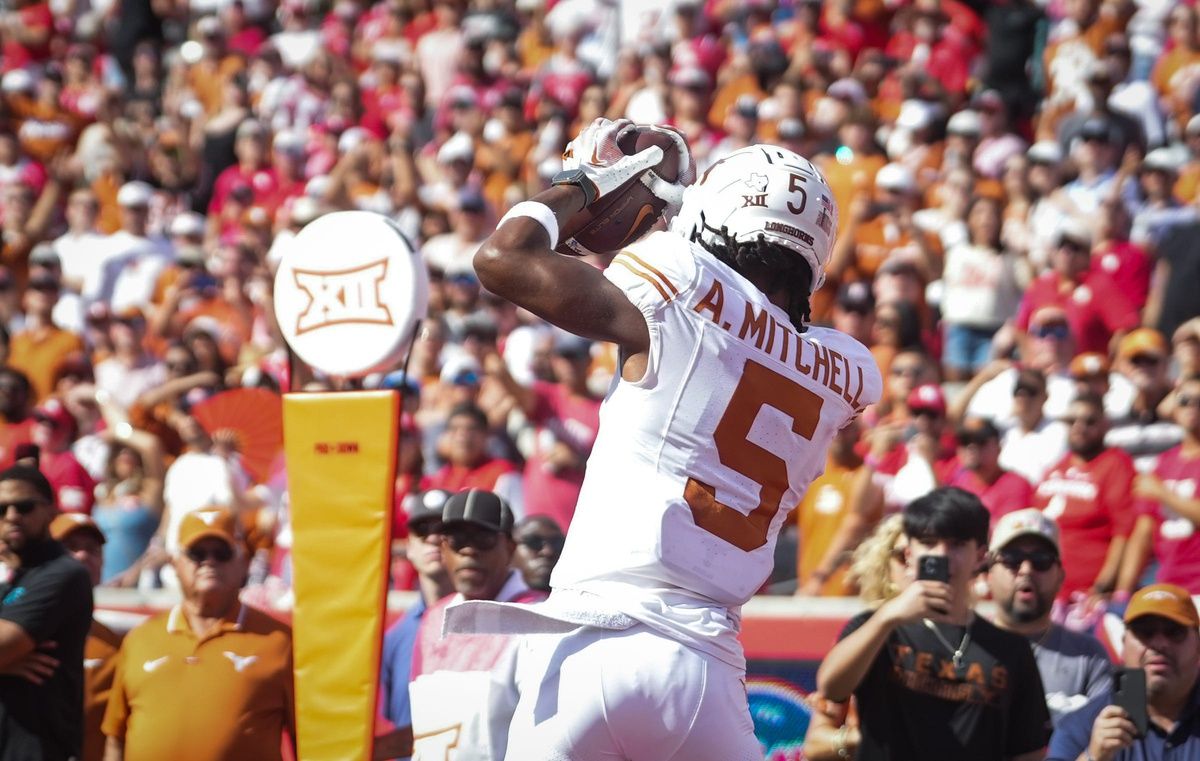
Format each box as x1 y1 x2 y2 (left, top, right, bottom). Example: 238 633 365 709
1124 583 1199 627
1117 328 1168 362
177 507 241 550
50 512 105 544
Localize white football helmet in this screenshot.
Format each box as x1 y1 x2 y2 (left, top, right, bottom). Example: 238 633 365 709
670 145 838 294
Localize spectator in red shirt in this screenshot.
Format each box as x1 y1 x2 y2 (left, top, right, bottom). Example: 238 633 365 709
1015 219 1138 356
0 0 53 73
1093 195 1151 312
1121 374 1200 593
1033 391 1137 609
485 331 601 531
866 383 959 512
30 397 94 514
427 403 523 516
0 367 34 469
946 417 1034 527
207 120 278 217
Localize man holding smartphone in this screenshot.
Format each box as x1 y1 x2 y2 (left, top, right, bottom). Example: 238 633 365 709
817 487 1051 760
1047 584 1200 761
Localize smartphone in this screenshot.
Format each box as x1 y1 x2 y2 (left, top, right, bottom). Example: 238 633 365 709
1112 667 1148 738
917 555 950 583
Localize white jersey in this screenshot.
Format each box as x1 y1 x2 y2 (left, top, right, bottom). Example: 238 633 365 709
549 231 882 666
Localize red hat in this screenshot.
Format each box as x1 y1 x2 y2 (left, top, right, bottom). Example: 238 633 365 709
33 399 76 436
907 384 946 416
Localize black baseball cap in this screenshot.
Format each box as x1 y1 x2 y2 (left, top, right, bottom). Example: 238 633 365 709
406 489 451 528
836 281 875 314
442 489 514 534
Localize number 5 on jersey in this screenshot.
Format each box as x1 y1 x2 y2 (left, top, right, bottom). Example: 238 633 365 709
685 359 824 551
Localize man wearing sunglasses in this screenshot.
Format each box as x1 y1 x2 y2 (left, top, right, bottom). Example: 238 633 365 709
0 464 92 761
1048 584 1200 761
102 508 295 761
375 490 452 761
512 515 565 593
405 489 545 761
986 509 1112 727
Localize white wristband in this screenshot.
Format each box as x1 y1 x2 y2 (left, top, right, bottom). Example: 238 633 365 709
499 201 560 248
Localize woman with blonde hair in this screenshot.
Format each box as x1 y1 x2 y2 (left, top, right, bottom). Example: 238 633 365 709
803 515 908 760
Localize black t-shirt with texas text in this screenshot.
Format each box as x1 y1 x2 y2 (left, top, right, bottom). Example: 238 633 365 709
0 539 93 761
841 609 1052 761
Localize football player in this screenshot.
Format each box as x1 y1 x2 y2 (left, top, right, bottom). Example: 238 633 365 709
448 118 883 760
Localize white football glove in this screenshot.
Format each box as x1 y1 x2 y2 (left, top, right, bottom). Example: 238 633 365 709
561 118 664 206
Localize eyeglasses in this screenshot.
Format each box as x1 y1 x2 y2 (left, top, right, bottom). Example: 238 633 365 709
518 535 565 554
1130 354 1162 367
1129 619 1190 644
994 549 1058 572
912 408 942 419
409 519 444 540
1064 414 1102 427
443 525 502 552
890 366 923 378
0 498 44 516
1031 323 1070 340
185 544 235 564
1013 385 1043 398
1177 395 1200 409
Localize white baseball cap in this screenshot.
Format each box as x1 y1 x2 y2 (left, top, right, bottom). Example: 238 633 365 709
990 508 1060 554
946 109 982 137
168 212 205 238
1027 140 1064 165
116 181 155 208
875 163 916 193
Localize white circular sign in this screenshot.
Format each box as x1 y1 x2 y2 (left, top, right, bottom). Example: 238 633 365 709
273 211 429 378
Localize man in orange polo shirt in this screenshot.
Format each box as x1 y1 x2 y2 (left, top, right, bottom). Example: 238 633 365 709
101 508 294 761
50 512 120 761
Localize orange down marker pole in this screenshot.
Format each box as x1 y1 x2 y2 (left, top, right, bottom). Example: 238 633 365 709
284 391 397 761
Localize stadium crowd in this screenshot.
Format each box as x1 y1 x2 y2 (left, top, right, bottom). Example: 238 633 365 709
0 0 1198 756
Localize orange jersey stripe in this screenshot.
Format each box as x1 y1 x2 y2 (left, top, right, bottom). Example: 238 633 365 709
621 251 679 295
613 257 672 302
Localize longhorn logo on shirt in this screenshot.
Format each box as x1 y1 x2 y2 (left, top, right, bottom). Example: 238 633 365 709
412 725 462 760
293 260 394 335
223 652 258 672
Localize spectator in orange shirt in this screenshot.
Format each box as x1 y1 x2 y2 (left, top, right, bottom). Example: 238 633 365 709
796 416 877 596
102 508 295 761
8 266 84 403
830 163 942 286
1152 5 1200 132
49 513 122 761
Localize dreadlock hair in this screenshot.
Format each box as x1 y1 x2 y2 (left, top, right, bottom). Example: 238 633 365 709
693 227 814 331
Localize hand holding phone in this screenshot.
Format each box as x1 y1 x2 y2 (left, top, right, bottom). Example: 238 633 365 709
1112 667 1148 738
917 555 950 583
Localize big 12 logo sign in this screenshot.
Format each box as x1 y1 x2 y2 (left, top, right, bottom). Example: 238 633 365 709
274 211 429 378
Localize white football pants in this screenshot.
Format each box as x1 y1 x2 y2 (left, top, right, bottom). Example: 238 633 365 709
504 623 763 761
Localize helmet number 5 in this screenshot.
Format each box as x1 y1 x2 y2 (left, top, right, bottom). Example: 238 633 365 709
685 359 824 551
787 173 808 215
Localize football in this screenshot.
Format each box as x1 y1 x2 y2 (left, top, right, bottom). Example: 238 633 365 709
556 127 687 256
